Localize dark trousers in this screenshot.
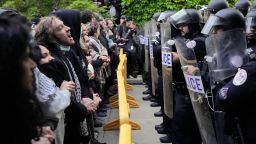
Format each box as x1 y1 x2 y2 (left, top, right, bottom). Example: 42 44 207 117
146 63 152 92
158 71 173 131
126 51 136 76
64 122 83 144
171 90 201 144
157 71 163 104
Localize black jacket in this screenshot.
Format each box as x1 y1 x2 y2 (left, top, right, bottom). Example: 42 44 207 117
38 51 88 122
53 9 93 99
216 61 256 143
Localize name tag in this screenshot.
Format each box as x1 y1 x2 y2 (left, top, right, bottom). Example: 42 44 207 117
150 44 153 58
162 52 172 66
184 73 205 94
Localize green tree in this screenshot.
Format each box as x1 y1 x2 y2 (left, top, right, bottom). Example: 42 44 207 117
121 0 254 25
0 0 107 20
66 0 108 17
0 0 255 22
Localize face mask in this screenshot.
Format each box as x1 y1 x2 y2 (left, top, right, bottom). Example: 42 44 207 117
37 60 55 75
59 45 70 52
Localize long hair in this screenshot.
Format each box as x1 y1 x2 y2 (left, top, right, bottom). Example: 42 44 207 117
0 17 42 143
34 16 62 57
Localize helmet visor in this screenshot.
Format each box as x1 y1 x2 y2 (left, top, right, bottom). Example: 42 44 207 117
246 17 256 34
158 12 166 22
201 14 223 35
170 9 188 28
202 9 212 23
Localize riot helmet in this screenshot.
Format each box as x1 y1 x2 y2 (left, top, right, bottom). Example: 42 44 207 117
170 9 202 28
204 9 248 84
158 10 175 22
201 8 245 35
245 10 256 44
207 0 229 13
235 0 251 16
152 12 161 21
170 9 202 38
203 0 229 22
164 12 180 38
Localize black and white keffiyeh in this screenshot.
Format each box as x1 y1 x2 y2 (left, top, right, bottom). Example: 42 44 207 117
34 67 57 102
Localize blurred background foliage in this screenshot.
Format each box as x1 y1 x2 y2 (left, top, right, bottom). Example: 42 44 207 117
0 0 254 25
121 0 254 25
0 0 108 20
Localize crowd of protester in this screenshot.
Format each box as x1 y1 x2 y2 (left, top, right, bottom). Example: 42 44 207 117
1 8 139 144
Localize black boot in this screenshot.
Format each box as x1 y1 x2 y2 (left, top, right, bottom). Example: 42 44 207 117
142 95 152 101
159 134 173 143
150 102 160 107
142 89 151 95
157 127 169 134
155 123 164 130
154 111 163 117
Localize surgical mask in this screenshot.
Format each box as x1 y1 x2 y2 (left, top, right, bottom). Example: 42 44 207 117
59 45 71 52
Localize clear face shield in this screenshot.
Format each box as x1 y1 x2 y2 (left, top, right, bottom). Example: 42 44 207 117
170 9 189 28
246 17 256 34
149 19 158 43
245 17 256 41
205 29 249 85
202 9 212 23
201 14 224 35
158 12 166 22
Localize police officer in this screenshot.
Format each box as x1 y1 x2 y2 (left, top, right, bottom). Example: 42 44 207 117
200 0 230 104
245 10 256 61
202 0 229 23
150 11 163 108
151 11 176 109
207 0 229 13
152 11 178 143
157 10 183 143
202 8 253 143
142 12 161 101
235 0 251 16
161 9 205 144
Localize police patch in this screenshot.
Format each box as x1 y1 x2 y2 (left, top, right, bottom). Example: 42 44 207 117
167 39 175 46
186 40 196 49
155 32 160 37
233 68 247 86
219 87 229 99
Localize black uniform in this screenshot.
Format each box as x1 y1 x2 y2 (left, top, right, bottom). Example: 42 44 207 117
216 61 256 144
170 33 205 144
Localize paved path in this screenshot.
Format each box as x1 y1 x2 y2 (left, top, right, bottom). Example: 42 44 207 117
96 84 172 144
